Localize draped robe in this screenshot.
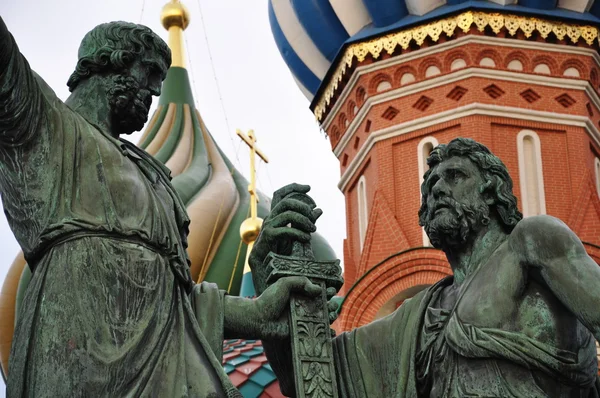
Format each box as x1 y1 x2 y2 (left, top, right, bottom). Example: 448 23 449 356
332 277 600 398
0 19 241 397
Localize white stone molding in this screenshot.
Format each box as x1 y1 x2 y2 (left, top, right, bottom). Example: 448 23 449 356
517 130 547 217
333 67 600 156
595 157 600 198
357 175 368 250
338 103 600 191
417 136 439 246
322 35 600 130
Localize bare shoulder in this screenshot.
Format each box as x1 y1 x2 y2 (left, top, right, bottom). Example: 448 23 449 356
509 215 585 266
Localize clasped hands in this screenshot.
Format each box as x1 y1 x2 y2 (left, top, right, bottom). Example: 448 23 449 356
223 184 339 341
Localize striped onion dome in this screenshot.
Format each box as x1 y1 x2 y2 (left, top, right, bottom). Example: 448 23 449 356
269 0 600 102
0 2 338 386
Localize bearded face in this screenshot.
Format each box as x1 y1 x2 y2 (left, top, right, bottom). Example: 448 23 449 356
107 75 152 136
419 157 492 251
422 196 490 250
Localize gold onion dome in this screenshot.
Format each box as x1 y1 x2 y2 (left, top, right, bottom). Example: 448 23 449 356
161 0 190 31
240 217 263 245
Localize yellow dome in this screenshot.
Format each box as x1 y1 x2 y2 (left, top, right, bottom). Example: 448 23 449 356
240 218 263 245
161 1 190 30
0 253 26 378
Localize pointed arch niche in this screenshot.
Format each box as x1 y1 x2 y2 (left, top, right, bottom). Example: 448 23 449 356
357 175 368 251
517 130 546 217
417 136 439 246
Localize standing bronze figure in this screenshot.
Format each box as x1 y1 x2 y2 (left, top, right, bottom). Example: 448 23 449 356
252 138 600 397
0 18 329 398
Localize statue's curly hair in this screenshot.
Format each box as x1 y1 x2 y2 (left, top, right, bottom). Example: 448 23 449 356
67 21 171 92
418 137 523 232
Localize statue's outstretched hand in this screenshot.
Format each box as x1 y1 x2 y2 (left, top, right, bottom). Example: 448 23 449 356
249 183 323 295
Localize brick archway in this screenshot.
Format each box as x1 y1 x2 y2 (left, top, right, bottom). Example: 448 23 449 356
338 248 450 331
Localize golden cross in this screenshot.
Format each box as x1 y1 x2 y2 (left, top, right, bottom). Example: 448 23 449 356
236 129 269 220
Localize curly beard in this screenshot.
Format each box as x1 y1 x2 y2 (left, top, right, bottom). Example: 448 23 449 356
107 75 152 136
423 197 490 250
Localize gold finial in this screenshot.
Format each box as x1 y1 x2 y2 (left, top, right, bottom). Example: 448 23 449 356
161 0 190 30
160 0 190 68
237 129 269 272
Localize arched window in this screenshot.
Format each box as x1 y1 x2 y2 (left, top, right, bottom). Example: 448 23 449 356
595 157 600 198
357 176 368 251
418 136 439 246
517 130 546 217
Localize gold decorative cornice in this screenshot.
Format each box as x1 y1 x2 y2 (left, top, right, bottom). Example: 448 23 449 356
313 11 600 122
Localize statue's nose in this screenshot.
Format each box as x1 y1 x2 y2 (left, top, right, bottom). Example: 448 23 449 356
432 180 449 200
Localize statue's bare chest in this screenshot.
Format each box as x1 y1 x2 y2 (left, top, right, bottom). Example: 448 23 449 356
447 243 583 348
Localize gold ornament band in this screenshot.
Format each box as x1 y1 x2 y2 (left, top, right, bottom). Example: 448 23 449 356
312 11 599 122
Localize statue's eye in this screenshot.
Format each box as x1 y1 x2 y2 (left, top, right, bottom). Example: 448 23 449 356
448 170 464 183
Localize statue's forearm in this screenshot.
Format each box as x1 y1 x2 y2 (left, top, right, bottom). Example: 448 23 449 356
0 16 45 148
223 295 263 339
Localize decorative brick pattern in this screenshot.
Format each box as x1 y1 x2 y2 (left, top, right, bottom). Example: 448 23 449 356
555 93 577 108
413 96 433 111
328 35 600 379
483 84 505 99
382 106 400 120
447 86 468 101
520 89 542 103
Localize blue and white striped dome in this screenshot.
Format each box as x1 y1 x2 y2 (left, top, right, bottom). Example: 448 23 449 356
269 0 600 101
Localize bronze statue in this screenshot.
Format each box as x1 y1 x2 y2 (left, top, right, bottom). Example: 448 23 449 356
0 18 325 397
251 138 600 397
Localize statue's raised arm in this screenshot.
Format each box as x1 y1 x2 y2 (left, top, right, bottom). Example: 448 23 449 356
0 16 46 147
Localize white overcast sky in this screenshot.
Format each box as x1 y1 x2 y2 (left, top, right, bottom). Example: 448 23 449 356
0 0 346 391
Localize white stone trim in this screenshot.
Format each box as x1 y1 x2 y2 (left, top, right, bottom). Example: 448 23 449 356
451 58 467 70
333 67 600 157
338 103 600 191
564 67 581 78
322 35 600 130
595 157 600 198
400 73 416 85
507 59 524 71
533 63 551 75
417 136 439 246
425 65 442 77
517 130 547 217
479 57 496 68
357 175 368 250
376 80 392 92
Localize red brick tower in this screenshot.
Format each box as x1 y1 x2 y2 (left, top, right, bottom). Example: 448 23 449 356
268 1 600 334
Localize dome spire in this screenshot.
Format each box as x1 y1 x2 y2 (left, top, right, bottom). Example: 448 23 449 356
160 0 190 68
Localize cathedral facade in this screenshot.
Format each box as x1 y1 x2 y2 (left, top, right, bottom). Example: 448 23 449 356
268 0 600 334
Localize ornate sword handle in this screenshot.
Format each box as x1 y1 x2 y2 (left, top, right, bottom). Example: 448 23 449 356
265 252 343 398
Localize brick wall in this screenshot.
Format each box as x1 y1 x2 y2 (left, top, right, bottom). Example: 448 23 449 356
330 35 600 333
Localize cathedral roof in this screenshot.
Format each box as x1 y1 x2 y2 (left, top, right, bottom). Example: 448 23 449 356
269 0 600 103
222 339 285 398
